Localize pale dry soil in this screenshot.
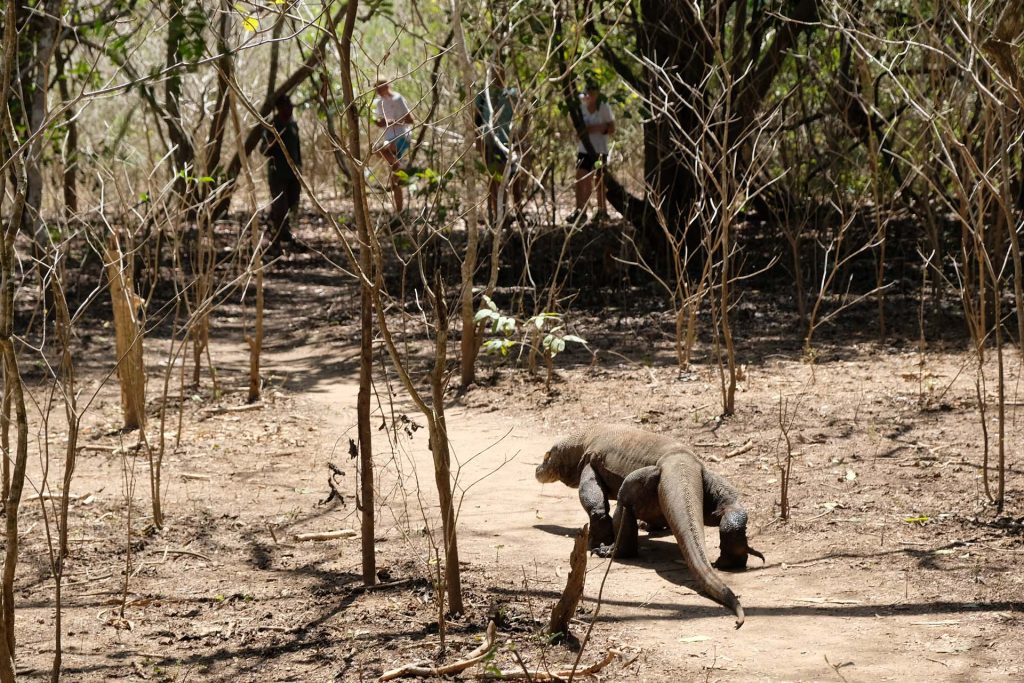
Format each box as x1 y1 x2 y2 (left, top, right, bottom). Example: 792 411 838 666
9 242 1024 682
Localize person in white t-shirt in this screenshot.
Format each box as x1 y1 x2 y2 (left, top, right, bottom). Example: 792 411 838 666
373 78 414 212
570 82 615 223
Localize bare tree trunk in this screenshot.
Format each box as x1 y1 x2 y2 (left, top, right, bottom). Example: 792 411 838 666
973 378 993 503
201 2 234 185
427 279 464 615
994 281 1006 513
717 95 737 415
55 46 79 217
547 524 588 639
48 255 78 683
20 0 60 249
227 71 265 404
365 251 467 617
0 119 28 683
265 6 287 104
241 192 265 403
163 0 197 202
189 212 214 388
719 216 736 416
247 246 264 405
106 235 147 431
451 0 482 389
996 106 1024 355
0 0 15 519
336 0 376 585
0 384 8 503
0 245 28 682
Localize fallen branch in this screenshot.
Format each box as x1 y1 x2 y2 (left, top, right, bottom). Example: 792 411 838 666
547 524 589 640
65 572 114 586
199 403 264 415
293 529 357 542
478 649 621 680
27 492 81 502
781 560 833 569
978 545 1024 554
159 548 216 563
803 507 837 523
344 577 422 595
379 620 497 681
923 656 950 667
725 440 754 458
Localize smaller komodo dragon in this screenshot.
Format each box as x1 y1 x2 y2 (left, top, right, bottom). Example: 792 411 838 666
535 425 763 627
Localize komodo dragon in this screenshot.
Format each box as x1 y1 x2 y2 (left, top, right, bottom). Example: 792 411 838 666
535 425 763 627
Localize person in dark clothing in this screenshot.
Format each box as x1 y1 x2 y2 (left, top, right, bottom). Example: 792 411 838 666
262 95 302 246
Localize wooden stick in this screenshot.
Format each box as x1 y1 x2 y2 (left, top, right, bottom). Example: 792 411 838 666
378 620 497 681
781 560 832 569
803 507 836 523
725 440 754 458
547 524 588 638
293 529 357 541
199 403 264 415
26 492 81 502
160 548 216 563
478 650 621 680
977 545 1024 554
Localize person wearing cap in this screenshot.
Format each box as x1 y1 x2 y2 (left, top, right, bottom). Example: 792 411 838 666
372 78 414 213
261 94 302 246
570 81 615 223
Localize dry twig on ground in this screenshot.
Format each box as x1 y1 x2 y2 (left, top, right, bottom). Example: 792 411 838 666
478 649 622 680
378 620 497 681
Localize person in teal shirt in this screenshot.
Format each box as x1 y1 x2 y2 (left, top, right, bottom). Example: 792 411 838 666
475 68 523 224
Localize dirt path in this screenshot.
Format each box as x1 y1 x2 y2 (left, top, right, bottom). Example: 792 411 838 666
284 337 1020 682
13 245 1023 682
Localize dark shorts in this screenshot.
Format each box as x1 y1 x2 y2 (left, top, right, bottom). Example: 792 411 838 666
576 152 607 172
484 139 508 171
269 173 300 206
484 139 519 178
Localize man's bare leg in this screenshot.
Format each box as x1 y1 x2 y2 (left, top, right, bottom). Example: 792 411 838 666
575 168 593 212
380 145 403 212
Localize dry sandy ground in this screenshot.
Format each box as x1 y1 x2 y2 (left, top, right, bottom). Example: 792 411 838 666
9 246 1024 682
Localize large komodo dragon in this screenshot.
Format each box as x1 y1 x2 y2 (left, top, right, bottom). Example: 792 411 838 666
535 425 763 627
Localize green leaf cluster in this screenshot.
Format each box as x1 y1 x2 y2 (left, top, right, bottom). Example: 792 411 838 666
173 6 208 63
475 296 587 360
